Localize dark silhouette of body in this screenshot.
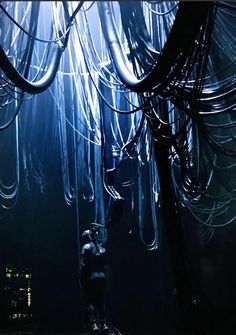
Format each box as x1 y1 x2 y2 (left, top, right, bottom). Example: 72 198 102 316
80 227 109 334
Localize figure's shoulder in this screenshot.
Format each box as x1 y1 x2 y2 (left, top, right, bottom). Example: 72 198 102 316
98 245 106 254
82 242 93 253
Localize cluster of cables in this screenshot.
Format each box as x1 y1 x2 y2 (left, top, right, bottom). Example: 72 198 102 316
0 1 82 129
97 1 236 234
0 1 236 247
0 2 82 209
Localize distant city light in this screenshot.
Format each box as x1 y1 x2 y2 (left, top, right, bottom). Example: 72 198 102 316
1 265 33 323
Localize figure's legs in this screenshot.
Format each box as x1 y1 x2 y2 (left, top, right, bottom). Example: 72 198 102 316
85 278 109 334
83 283 100 334
87 303 100 334
94 279 109 334
87 303 96 324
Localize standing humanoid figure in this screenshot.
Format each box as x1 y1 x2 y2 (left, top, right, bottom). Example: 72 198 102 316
80 225 109 335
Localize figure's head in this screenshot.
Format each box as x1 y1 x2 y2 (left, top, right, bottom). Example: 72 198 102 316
82 223 105 245
81 229 92 244
90 226 99 242
90 223 104 243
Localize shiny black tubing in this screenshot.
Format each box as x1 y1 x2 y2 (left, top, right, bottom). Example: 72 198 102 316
98 1 214 93
0 44 63 94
